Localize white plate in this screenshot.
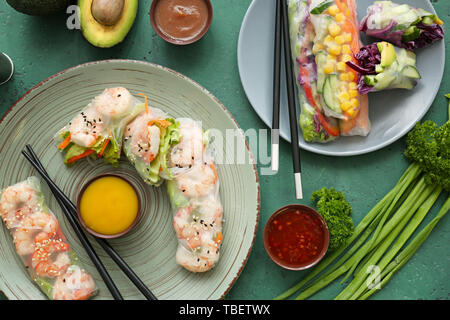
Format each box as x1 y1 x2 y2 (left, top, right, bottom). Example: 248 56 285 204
237 0 445 156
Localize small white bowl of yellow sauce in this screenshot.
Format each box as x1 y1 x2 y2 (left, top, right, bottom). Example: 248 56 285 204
77 173 141 239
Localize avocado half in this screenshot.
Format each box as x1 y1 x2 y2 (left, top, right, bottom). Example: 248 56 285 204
79 0 138 48
6 0 73 16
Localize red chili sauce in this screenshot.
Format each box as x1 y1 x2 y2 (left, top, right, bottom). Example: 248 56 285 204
266 208 325 268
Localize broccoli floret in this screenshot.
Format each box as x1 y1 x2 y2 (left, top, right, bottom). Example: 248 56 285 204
404 118 450 192
311 187 354 252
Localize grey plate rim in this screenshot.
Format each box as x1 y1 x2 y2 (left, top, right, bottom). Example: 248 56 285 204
237 0 445 157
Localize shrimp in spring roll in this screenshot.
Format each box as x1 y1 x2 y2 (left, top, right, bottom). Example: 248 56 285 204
165 119 223 272
288 0 370 141
360 1 444 51
57 88 145 167
0 177 97 300
123 94 181 186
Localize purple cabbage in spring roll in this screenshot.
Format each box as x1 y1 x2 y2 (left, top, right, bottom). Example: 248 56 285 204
360 1 444 51
346 41 421 94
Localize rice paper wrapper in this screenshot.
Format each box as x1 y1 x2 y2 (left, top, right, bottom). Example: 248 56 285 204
0 177 98 300
339 95 371 136
56 88 145 167
360 1 444 50
289 0 371 138
352 44 420 94
165 119 223 273
288 0 341 141
122 107 178 186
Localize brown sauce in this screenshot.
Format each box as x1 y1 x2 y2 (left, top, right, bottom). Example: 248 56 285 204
154 0 209 41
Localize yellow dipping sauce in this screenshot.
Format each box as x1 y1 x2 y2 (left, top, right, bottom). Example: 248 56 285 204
80 176 139 235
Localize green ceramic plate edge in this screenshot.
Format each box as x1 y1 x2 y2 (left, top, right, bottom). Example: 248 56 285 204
0 59 260 300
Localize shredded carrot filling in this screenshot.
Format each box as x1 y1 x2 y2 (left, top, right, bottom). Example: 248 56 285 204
138 93 149 114
148 119 172 128
58 134 71 150
88 138 99 148
215 231 223 245
98 139 110 158
67 149 95 164
209 163 218 182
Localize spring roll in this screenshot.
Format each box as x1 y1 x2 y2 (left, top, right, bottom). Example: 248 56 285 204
339 94 370 136
289 0 370 140
57 88 145 167
0 177 98 300
360 1 445 50
288 0 340 143
165 119 223 273
346 41 421 94
123 102 181 186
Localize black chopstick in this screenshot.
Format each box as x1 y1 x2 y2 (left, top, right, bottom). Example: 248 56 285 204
271 0 282 172
21 149 123 300
23 145 158 300
281 0 303 199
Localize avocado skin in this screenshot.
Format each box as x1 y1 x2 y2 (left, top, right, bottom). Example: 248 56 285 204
6 0 74 16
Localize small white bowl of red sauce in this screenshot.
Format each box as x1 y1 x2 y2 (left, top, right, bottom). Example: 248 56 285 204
263 204 329 271
150 0 213 45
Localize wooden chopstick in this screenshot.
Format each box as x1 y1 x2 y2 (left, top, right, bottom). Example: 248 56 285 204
281 0 303 199
271 0 282 172
21 149 123 300
22 145 158 300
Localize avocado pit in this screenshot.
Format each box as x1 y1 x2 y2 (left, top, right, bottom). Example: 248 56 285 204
91 0 125 26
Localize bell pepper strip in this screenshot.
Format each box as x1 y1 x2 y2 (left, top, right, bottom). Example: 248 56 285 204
298 65 317 107
318 113 341 137
67 149 95 165
57 134 71 150
298 60 340 137
298 19 340 137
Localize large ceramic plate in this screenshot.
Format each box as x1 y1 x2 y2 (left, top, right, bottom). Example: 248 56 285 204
0 60 260 300
238 0 445 156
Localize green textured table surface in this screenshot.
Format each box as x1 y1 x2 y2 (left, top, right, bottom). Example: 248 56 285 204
0 0 448 300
